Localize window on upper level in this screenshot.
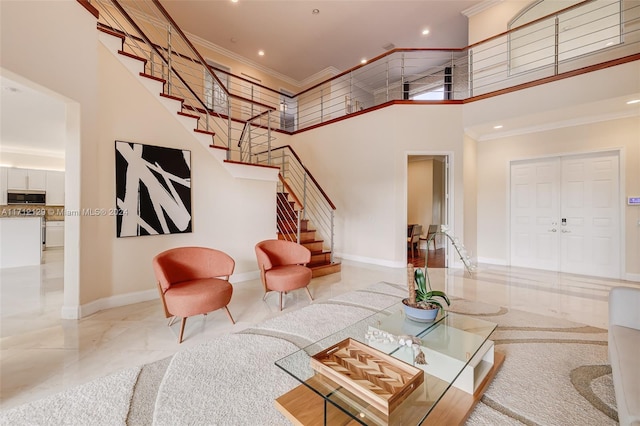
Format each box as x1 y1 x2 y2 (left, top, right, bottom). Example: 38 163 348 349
412 86 445 101
508 0 622 75
204 61 230 114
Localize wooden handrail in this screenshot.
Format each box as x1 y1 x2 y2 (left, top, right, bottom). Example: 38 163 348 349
91 0 620 105
278 174 304 211
96 21 277 112
151 0 232 99
468 0 594 49
77 0 99 18
110 0 211 117
272 145 337 210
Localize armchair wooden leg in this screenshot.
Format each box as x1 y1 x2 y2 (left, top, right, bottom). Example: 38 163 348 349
178 317 187 343
224 306 235 324
279 292 283 311
305 287 313 302
168 315 177 326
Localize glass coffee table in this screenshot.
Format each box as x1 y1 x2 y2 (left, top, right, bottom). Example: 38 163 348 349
274 301 504 425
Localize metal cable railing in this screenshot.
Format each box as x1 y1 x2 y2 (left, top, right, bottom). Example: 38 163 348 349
256 146 336 262
92 0 275 161
87 0 637 262
92 0 639 141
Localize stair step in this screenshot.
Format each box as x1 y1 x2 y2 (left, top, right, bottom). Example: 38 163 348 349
139 72 165 84
118 50 146 65
278 230 317 242
310 251 331 264
177 111 200 120
97 25 125 42
160 93 184 103
195 129 216 137
309 261 342 278
301 240 324 252
277 219 309 232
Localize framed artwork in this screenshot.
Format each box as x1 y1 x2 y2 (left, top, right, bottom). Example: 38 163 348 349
115 140 192 237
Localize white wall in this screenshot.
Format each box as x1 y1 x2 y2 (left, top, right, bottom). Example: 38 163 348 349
407 159 434 229
291 104 465 267
1 0 279 316
96 42 277 303
475 115 640 278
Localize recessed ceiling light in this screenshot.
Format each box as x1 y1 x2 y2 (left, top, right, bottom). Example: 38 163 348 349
360 58 367 64
312 9 320 14
493 125 503 129
626 99 640 105
258 50 265 56
231 0 238 3
422 29 430 36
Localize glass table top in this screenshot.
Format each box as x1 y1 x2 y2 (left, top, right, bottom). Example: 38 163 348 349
275 301 497 425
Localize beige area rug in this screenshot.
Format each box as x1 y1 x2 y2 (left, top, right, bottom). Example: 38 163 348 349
0 281 616 425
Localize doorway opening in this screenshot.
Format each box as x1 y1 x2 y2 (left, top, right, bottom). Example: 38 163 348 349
407 155 449 268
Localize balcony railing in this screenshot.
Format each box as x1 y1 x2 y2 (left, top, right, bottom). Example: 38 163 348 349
92 0 639 140
255 146 336 261
93 0 275 161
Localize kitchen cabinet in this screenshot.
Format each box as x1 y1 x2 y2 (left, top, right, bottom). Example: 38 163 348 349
45 171 65 205
7 168 46 190
0 168 7 204
0 217 42 268
46 221 64 248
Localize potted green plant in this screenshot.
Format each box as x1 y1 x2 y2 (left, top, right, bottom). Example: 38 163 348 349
403 263 451 322
403 226 475 321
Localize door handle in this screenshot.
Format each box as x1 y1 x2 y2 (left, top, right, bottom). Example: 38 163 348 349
561 229 571 233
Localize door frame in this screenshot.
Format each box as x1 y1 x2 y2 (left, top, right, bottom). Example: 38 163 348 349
405 151 455 267
507 148 625 278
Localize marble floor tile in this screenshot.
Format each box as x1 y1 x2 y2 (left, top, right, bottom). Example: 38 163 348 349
1 249 638 410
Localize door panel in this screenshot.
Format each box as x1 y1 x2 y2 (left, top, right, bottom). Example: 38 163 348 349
510 159 559 270
560 153 619 277
511 152 620 278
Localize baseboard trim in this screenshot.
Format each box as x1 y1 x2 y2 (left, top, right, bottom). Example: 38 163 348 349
337 252 405 268
624 272 640 283
477 257 508 266
61 305 81 320
66 270 262 319
80 289 158 318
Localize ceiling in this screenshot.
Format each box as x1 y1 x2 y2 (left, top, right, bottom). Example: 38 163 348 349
0 75 67 161
160 0 481 83
1 0 638 161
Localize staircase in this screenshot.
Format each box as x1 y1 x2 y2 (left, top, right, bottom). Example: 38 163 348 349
90 0 340 278
277 192 341 278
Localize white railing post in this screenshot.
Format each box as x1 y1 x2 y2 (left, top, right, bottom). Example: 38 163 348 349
330 210 334 263
267 111 272 165
166 24 172 96
554 15 559 75
303 172 308 221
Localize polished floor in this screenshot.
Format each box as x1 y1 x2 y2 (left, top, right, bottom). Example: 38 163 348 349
1 248 638 411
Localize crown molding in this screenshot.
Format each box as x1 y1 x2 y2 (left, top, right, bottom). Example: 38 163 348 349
461 0 503 18
187 33 303 89
474 109 638 142
0 144 65 159
298 67 341 88
124 7 304 88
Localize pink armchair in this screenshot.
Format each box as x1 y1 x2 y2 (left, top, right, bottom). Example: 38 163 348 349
255 239 313 311
152 246 235 343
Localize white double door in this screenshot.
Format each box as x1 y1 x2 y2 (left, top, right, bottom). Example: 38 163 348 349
510 151 620 278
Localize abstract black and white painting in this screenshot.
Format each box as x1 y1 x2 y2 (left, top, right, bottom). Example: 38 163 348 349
115 141 192 237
